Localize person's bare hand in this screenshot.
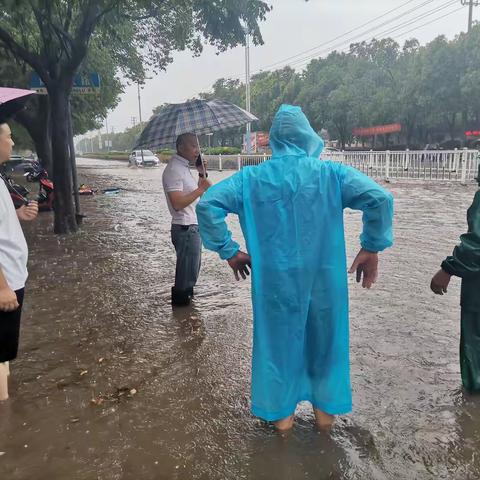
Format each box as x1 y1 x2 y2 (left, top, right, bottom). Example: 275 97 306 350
198 177 212 192
348 248 379 289
227 251 251 281
17 201 38 221
0 287 19 312
430 269 451 295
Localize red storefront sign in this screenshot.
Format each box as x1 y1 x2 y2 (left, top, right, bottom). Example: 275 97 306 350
465 130 480 137
352 123 402 137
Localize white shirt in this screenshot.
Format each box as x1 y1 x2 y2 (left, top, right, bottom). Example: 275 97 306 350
0 178 28 290
162 154 199 225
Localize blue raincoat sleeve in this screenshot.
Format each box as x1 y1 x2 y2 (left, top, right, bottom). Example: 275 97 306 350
339 165 394 252
196 173 243 260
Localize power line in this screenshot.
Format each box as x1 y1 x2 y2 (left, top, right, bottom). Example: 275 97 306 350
252 0 458 73
285 0 459 70
202 0 457 90
198 0 432 92
289 5 463 71
260 0 437 72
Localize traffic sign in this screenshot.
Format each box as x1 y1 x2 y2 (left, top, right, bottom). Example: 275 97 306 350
30 73 101 95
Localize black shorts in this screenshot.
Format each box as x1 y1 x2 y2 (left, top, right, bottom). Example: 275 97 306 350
0 288 25 362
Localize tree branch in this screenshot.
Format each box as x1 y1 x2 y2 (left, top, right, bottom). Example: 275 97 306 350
64 1 73 33
65 0 119 75
0 25 50 82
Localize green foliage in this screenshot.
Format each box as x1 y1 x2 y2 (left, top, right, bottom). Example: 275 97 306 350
157 148 175 155
188 26 480 149
203 146 241 155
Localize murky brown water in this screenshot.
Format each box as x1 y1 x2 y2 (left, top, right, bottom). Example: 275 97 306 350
0 158 479 480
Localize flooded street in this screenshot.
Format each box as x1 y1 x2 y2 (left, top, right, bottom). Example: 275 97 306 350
1 157 479 480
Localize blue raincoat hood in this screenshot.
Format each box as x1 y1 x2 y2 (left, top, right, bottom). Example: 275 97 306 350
269 104 324 158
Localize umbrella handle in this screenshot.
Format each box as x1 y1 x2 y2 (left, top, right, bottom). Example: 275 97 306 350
195 135 207 177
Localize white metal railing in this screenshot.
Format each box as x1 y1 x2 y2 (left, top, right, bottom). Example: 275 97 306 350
203 153 270 171
323 149 479 182
203 149 480 183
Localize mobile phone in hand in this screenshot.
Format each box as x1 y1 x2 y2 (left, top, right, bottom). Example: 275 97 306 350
196 154 208 177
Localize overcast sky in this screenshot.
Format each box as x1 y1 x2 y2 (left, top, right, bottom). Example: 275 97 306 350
89 0 476 138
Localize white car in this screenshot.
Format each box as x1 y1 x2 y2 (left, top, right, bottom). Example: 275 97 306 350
129 150 159 167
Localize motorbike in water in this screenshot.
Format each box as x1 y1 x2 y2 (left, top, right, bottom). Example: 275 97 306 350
24 161 54 211
3 160 97 212
25 161 95 206
0 173 30 209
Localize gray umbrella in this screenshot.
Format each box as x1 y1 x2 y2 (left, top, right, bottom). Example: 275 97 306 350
135 99 258 150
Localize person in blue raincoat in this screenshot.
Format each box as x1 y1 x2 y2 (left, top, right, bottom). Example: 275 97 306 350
196 105 394 431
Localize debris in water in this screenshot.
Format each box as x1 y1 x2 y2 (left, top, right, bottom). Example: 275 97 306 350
90 397 104 406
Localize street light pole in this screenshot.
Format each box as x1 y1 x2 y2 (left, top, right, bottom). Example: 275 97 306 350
244 28 252 154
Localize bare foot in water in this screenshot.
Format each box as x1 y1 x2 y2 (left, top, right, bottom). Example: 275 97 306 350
273 415 294 432
314 408 334 431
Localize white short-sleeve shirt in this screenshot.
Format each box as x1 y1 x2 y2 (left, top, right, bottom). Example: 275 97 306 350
0 178 28 290
162 154 199 225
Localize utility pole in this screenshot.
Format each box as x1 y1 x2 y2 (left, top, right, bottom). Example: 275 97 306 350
137 83 143 125
105 116 110 152
244 28 252 154
131 116 137 128
137 82 144 163
461 0 479 32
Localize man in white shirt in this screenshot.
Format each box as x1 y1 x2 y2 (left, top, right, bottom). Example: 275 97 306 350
0 121 38 400
162 133 211 306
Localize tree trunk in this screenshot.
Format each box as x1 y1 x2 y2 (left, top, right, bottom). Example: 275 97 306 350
49 86 77 234
14 96 53 172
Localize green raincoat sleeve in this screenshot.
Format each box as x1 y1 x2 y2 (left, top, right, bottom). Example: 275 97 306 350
442 190 480 310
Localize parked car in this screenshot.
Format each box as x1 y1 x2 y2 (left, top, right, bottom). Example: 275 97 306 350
129 150 159 167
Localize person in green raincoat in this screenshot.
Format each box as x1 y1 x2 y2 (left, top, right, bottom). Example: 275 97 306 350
431 166 480 392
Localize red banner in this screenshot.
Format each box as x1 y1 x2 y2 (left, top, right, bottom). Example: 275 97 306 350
352 123 402 137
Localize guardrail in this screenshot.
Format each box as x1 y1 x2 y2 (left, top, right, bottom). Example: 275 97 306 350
203 149 480 183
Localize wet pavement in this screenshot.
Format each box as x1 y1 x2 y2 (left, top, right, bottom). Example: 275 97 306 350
0 157 479 480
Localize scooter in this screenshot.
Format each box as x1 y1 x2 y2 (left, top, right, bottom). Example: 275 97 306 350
24 161 54 211
1 173 30 209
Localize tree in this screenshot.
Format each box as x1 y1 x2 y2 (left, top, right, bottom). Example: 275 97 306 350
250 67 300 131
0 40 123 172
0 0 271 233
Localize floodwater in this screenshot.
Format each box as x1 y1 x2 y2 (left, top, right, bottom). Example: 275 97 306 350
1 158 479 480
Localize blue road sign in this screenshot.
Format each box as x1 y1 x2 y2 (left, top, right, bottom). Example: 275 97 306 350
30 73 101 94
